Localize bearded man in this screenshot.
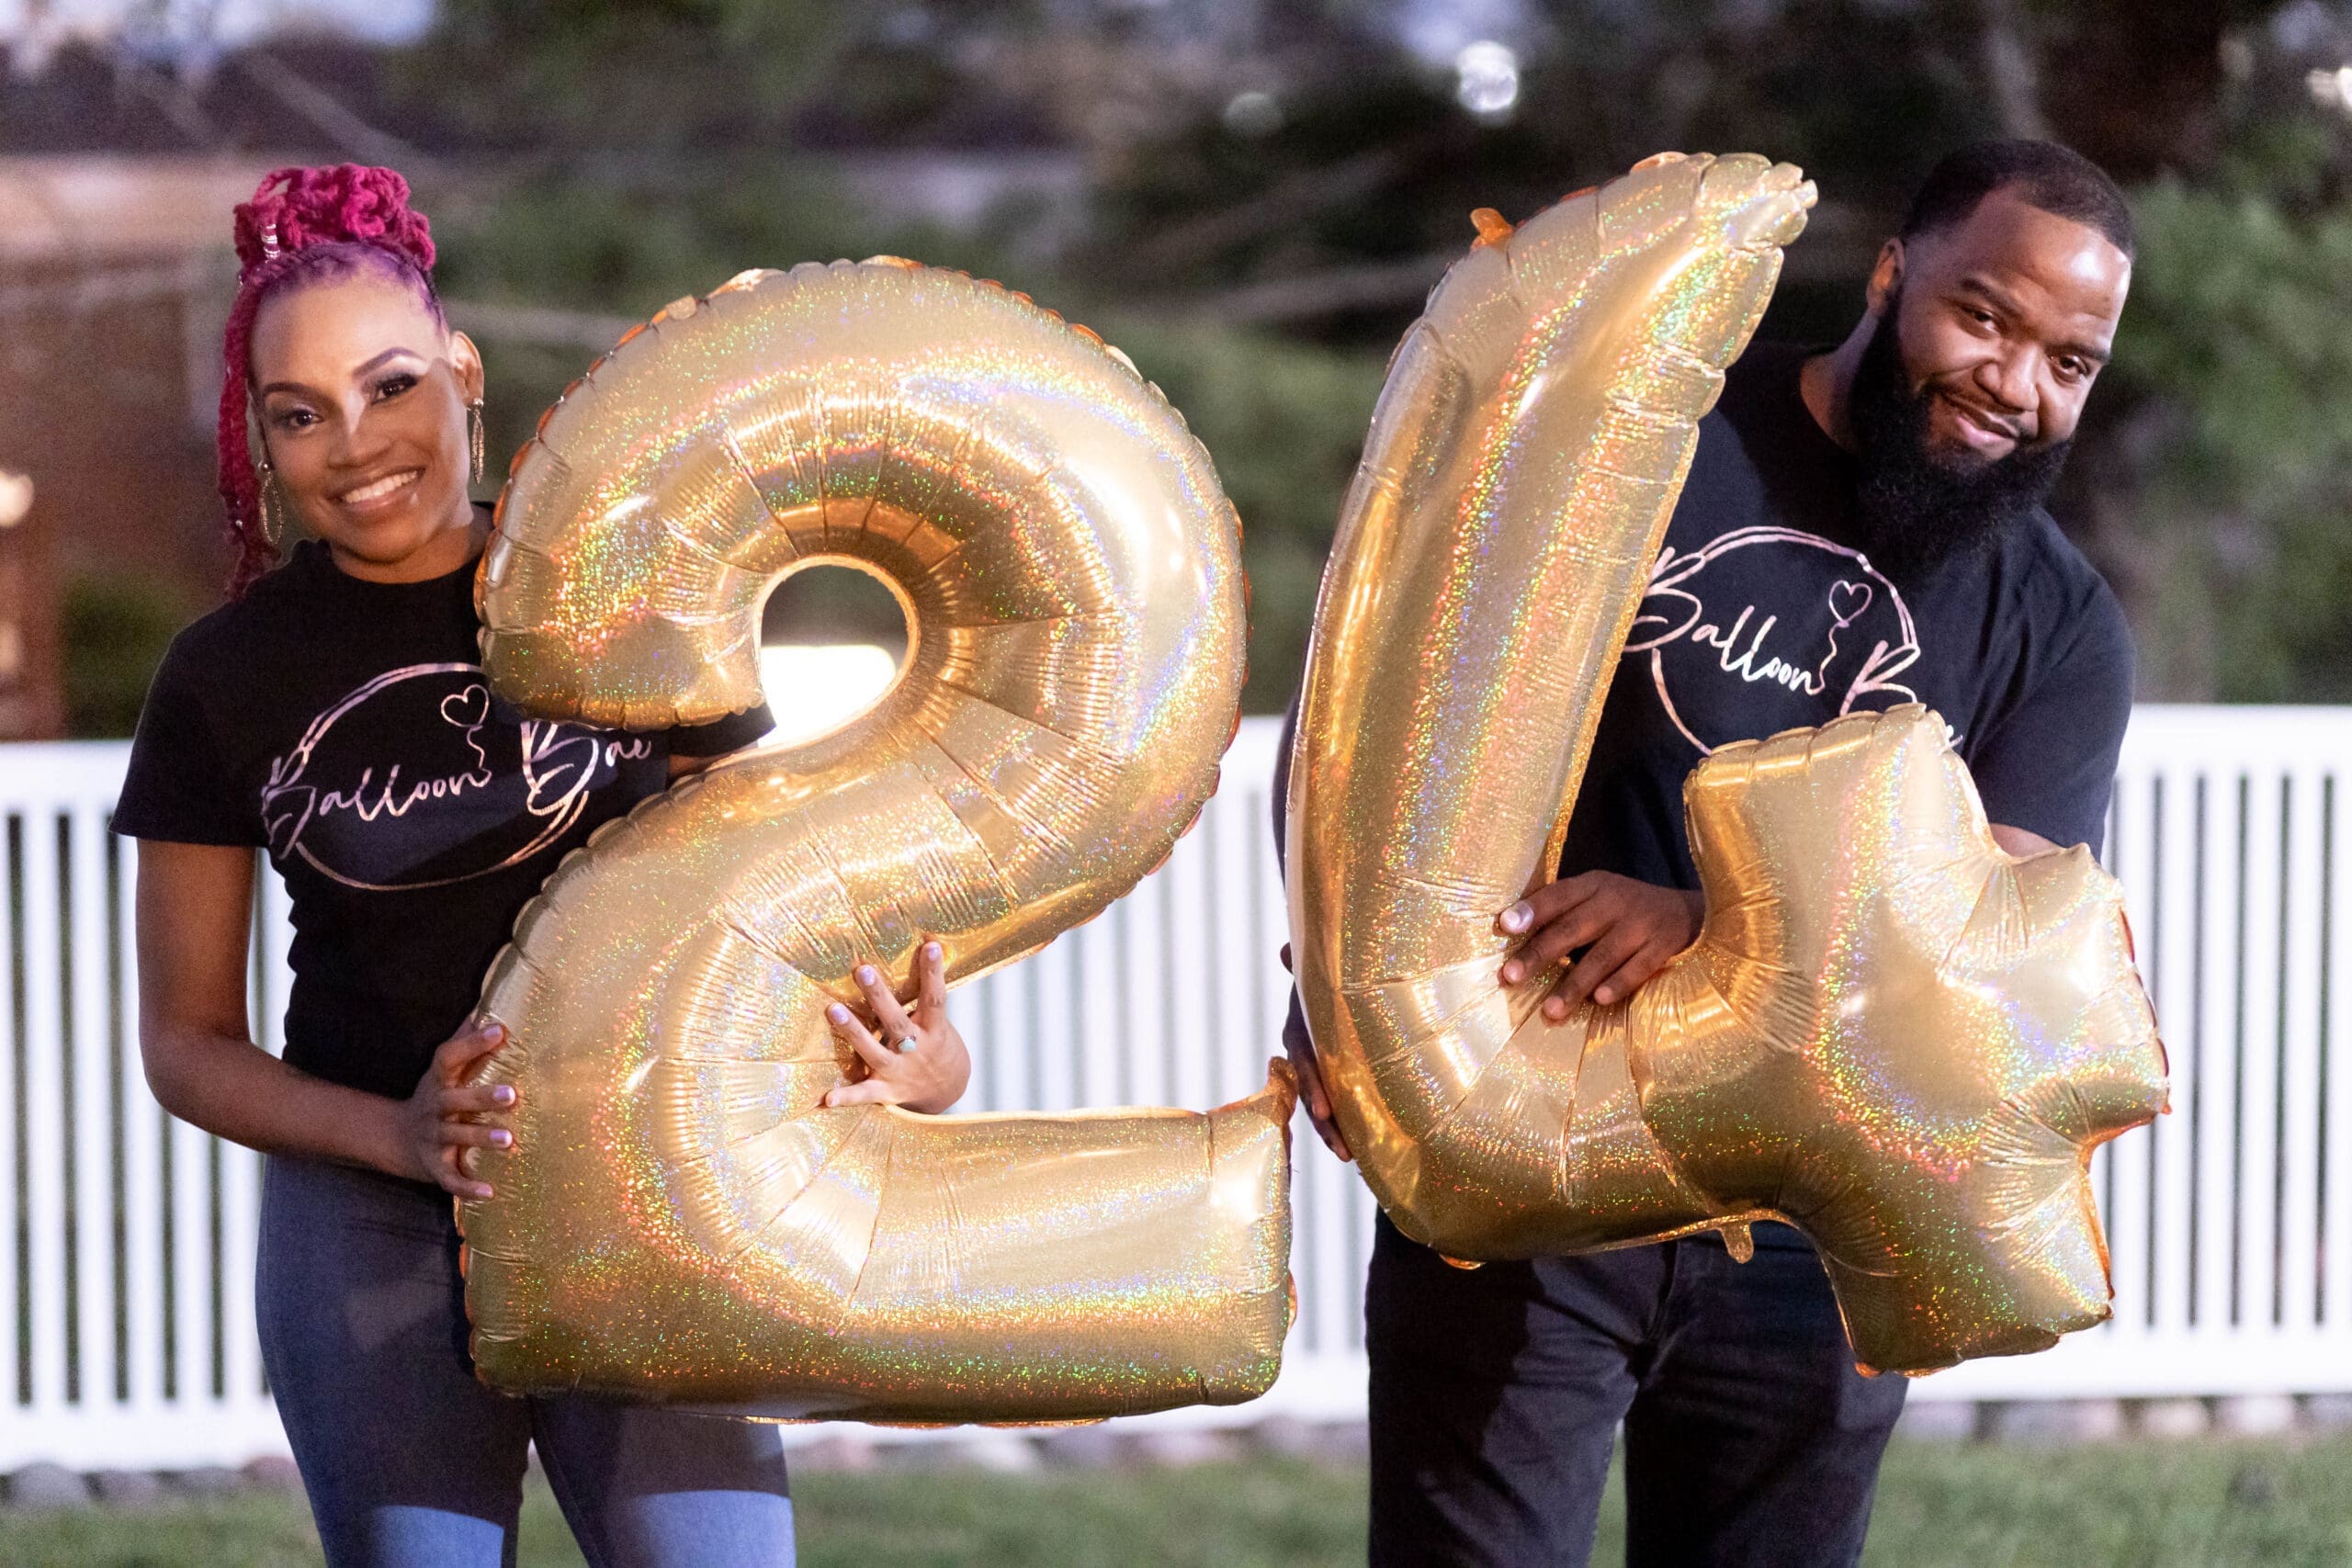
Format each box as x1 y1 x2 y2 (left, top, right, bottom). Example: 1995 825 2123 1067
1275 140 2138 1567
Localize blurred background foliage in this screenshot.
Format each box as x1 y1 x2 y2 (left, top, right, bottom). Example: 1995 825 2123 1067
61 576 187 739
23 0 2352 719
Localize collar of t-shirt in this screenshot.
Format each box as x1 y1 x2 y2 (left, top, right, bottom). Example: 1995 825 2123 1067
1717 343 1873 547
281 526 481 605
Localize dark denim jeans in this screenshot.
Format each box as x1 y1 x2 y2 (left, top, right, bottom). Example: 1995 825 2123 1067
1366 1212 1906 1568
256 1154 797 1568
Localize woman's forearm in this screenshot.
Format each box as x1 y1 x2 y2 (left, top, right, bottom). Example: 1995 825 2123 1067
142 1024 404 1176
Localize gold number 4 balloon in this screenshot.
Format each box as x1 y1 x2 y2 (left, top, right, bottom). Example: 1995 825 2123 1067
458 261 1295 1423
1285 152 2169 1374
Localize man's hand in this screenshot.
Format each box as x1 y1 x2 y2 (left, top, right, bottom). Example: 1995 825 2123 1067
1990 823 2060 859
1497 873 1704 1018
1279 943 1351 1162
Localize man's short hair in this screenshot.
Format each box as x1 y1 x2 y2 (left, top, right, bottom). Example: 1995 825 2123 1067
1900 140 2135 258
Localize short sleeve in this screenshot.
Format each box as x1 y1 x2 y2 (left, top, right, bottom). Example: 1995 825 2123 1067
112 641 261 846
1965 581 2134 858
669 702 775 759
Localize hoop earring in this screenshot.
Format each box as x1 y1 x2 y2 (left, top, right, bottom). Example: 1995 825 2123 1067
469 400 487 486
257 461 286 548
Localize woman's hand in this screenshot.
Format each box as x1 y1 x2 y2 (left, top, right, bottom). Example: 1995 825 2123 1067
396 1019 515 1199
821 942 971 1114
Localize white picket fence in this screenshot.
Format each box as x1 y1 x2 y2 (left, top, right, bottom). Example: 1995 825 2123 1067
0 708 2347 1467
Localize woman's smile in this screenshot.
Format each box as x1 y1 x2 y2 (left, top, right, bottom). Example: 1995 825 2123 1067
334 468 424 513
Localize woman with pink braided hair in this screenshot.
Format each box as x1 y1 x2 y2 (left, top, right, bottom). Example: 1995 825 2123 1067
209 164 448 595
110 165 817 1567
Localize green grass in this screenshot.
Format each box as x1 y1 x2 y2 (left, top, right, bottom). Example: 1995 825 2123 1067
1863 1436 2352 1566
5 1437 2352 1567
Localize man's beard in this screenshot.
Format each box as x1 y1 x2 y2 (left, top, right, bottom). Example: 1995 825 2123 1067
1845 288 2071 583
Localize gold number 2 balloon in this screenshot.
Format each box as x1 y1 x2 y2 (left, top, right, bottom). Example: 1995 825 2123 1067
1285 152 2169 1374
458 261 1295 1423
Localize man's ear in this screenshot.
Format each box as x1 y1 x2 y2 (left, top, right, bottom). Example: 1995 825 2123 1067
1864 238 1905 318
451 329 486 402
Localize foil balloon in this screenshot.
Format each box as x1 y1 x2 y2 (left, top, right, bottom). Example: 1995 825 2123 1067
458 260 1294 1423
1284 152 2168 1373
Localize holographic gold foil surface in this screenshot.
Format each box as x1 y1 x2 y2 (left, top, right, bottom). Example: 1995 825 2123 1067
1284 153 2168 1373
458 261 1294 1423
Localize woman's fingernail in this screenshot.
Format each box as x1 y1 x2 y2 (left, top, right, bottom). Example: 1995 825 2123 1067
827 1003 850 1023
924 942 942 961
492 1130 512 1147
492 1085 515 1106
485 1023 505 1043
855 965 877 985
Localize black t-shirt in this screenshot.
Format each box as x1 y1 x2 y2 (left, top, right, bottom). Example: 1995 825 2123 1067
1559 342 2134 886
113 535 773 1100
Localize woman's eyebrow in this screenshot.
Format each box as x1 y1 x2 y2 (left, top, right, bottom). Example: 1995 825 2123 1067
257 347 425 400
354 346 424 376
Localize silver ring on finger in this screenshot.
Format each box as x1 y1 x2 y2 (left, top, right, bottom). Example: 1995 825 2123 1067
884 1031 919 1055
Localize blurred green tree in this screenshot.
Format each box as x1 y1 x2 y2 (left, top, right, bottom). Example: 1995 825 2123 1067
399 0 854 152
63 576 188 739
2075 171 2352 699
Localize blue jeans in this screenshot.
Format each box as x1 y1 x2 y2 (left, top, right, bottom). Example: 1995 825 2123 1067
1366 1213 1906 1567
256 1154 797 1568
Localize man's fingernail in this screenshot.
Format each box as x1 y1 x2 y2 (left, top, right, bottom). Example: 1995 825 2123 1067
1500 963 1521 984
1596 987 1615 1005
492 1130 512 1147
827 1003 850 1023
924 942 942 961
1500 906 1530 932
485 1023 505 1043
855 965 877 985
1544 999 1566 1020
492 1085 515 1105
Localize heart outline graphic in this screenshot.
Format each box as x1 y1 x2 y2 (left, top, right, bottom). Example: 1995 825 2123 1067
1827 579 1872 627
440 684 492 732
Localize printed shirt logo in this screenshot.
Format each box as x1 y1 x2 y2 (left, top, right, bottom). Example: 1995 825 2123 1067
260 663 653 891
1625 525 1930 755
